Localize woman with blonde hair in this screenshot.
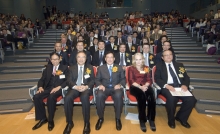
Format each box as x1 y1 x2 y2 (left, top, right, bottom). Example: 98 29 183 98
128 53 156 132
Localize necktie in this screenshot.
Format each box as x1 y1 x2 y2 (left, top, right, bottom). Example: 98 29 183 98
52 66 56 76
119 38 121 44
99 52 103 65
108 66 112 82
145 53 149 66
76 66 83 86
168 64 179 87
120 53 124 66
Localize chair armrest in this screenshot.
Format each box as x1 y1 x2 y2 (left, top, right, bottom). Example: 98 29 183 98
29 85 38 100
121 85 128 104
152 82 161 90
93 86 99 103
189 85 194 91
61 86 69 97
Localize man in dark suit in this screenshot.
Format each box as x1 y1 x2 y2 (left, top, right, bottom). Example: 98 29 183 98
137 28 146 40
86 31 95 48
142 43 155 68
63 52 95 134
0 28 14 50
126 35 138 55
61 37 72 55
95 52 126 131
114 31 126 45
155 50 196 129
114 43 132 70
69 41 91 66
32 52 68 131
48 41 69 66
105 36 119 53
132 31 141 45
155 41 175 65
99 25 106 37
91 40 106 66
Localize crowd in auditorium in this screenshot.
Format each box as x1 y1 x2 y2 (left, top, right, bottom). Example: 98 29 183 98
1 7 218 134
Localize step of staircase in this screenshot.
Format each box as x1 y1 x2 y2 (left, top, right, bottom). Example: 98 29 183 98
189 73 220 84
193 89 220 102
0 82 37 89
1 68 42 74
0 73 41 83
195 103 220 115
0 101 33 114
191 82 220 90
186 68 220 73
177 58 215 62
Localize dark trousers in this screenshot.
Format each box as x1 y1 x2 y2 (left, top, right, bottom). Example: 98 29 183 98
64 89 90 124
96 87 123 119
130 85 156 122
161 88 197 123
33 89 62 121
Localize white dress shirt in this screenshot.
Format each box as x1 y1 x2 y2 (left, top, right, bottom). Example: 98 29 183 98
119 52 126 66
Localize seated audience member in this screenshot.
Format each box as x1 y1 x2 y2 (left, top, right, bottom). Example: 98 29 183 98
109 25 117 37
89 37 98 56
69 41 91 66
155 41 175 64
99 25 106 37
0 27 14 50
126 35 138 55
105 36 119 53
128 53 156 132
66 29 76 45
35 19 41 35
204 24 220 43
91 40 106 66
137 18 145 27
157 35 168 54
95 52 125 131
132 32 141 45
86 31 95 48
48 41 69 66
137 28 146 40
155 50 196 129
114 43 132 70
115 31 126 45
61 36 72 54
32 52 68 131
142 43 155 68
124 21 133 35
150 27 162 41
63 51 95 134
80 28 89 39
56 17 62 29
94 29 101 39
15 25 28 49
214 9 220 19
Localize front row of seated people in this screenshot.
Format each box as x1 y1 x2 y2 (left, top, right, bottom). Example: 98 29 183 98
33 47 196 134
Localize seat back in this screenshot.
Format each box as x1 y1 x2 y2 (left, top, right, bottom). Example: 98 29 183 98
125 66 131 89
153 46 157 56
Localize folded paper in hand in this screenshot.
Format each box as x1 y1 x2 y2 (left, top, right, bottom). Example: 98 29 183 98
170 88 193 96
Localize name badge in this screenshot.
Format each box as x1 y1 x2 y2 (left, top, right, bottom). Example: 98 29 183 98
84 74 90 79
59 75 65 79
140 71 145 74
178 74 183 78
63 49 66 52
150 61 154 64
132 50 135 52
114 48 117 50
127 59 130 63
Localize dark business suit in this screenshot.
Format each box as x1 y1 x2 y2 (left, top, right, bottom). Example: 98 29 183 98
64 64 95 124
95 64 125 119
62 40 72 55
125 43 138 55
33 64 68 121
69 50 91 66
105 43 119 53
132 37 141 45
143 53 155 68
89 45 98 56
114 37 126 45
91 50 106 66
0 34 14 49
48 51 69 66
154 61 196 123
114 52 132 66
137 32 146 40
